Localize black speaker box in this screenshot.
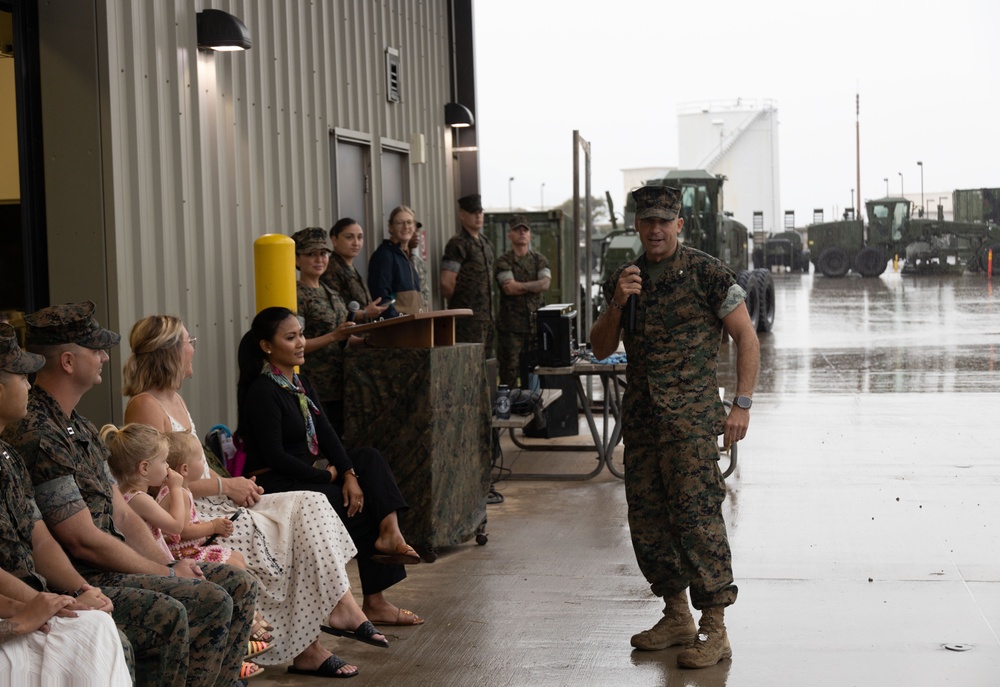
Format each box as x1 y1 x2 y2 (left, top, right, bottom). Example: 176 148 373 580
523 373 579 438
536 304 576 367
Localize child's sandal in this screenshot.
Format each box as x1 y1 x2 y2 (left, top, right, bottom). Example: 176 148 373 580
246 640 271 659
240 661 264 680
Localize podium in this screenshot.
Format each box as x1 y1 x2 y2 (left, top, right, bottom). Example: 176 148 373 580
342 310 491 555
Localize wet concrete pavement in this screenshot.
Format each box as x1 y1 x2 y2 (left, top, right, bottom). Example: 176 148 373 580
255 270 1000 686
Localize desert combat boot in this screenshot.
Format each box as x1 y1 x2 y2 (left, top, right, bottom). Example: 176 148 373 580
676 605 732 668
630 590 697 651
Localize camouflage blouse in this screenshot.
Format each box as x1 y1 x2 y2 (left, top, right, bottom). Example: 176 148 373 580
603 245 744 440
297 281 347 403
495 249 551 333
441 228 495 321
4 386 123 575
321 253 372 311
0 440 47 589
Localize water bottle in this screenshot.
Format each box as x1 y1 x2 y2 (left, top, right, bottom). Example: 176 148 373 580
495 384 511 419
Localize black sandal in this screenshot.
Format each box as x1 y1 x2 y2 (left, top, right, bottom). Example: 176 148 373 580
320 620 389 649
288 654 359 679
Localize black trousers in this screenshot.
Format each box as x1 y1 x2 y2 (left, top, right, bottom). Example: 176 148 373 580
256 446 408 596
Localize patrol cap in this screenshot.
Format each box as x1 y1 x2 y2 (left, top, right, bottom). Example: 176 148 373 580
292 227 333 254
0 323 44 374
458 194 483 213
508 214 531 231
25 301 121 350
632 185 682 222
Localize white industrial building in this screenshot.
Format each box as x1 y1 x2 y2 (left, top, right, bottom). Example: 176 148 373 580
677 99 780 234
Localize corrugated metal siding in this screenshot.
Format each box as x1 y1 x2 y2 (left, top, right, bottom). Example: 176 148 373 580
102 0 456 429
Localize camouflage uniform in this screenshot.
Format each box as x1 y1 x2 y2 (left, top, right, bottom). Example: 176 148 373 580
494 248 550 387
442 228 495 354
321 252 373 310
410 249 432 309
603 243 745 611
4 302 256 687
0 439 135 682
297 281 348 403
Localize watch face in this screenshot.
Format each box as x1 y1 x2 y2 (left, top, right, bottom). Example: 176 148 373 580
735 396 752 410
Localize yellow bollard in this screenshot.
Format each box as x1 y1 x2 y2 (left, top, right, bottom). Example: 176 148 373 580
254 234 297 315
893 253 899 272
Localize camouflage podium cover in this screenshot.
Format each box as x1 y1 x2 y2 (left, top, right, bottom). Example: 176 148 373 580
342 343 491 550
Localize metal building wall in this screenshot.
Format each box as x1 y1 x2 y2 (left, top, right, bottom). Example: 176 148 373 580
96 0 458 429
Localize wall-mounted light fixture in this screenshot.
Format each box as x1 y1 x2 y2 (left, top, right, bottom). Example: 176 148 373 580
445 102 474 128
197 9 252 51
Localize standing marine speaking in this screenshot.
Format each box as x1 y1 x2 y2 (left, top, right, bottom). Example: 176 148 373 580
589 185 759 669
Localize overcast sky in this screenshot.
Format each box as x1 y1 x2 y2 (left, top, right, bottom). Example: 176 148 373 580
473 0 999 225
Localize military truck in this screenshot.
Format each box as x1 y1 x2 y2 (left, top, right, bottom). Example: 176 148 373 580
604 169 775 332
808 196 1000 277
753 230 810 272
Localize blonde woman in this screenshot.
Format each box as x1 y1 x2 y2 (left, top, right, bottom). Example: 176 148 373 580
367 205 425 316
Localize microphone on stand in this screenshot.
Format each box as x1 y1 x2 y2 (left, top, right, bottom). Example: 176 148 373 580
347 301 361 323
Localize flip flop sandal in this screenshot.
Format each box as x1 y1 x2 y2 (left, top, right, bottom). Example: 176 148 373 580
376 608 425 626
240 661 264 680
320 620 389 648
370 544 422 565
245 640 272 659
287 654 359 679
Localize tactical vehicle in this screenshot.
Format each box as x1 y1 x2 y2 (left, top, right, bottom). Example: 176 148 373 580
808 196 1000 277
606 169 775 332
753 230 810 273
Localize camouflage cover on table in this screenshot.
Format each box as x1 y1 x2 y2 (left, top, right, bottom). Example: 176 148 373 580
342 343 490 549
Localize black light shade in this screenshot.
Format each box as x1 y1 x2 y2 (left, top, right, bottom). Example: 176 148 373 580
197 9 252 51
445 102 474 128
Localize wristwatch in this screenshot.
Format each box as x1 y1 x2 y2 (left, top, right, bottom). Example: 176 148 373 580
733 395 753 410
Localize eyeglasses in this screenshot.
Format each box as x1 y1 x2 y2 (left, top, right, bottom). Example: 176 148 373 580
187 337 198 349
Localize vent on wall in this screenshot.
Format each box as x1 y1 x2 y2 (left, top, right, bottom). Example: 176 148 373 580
385 47 400 103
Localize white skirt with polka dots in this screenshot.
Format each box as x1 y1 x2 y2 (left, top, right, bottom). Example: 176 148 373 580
195 489 358 665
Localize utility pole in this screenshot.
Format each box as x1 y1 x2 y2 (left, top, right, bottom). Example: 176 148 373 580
855 93 861 219
917 161 924 215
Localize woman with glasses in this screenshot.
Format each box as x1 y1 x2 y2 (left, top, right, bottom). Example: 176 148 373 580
367 206 424 317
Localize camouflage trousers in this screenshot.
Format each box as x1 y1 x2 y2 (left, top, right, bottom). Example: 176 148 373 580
89 563 257 687
496 329 532 388
455 318 495 358
624 433 737 610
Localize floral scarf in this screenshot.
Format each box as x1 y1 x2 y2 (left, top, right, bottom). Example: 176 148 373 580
262 362 320 455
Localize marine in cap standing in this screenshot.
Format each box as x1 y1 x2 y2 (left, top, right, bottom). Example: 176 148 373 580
440 194 496 355
589 186 760 668
3 302 258 686
293 228 359 435
494 214 551 387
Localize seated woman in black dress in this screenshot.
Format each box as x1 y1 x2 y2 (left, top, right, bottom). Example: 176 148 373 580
237 306 425 627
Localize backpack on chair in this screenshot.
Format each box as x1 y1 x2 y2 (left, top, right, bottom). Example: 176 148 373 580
204 424 246 477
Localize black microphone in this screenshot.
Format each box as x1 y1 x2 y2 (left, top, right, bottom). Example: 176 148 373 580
347 301 360 323
623 294 638 333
